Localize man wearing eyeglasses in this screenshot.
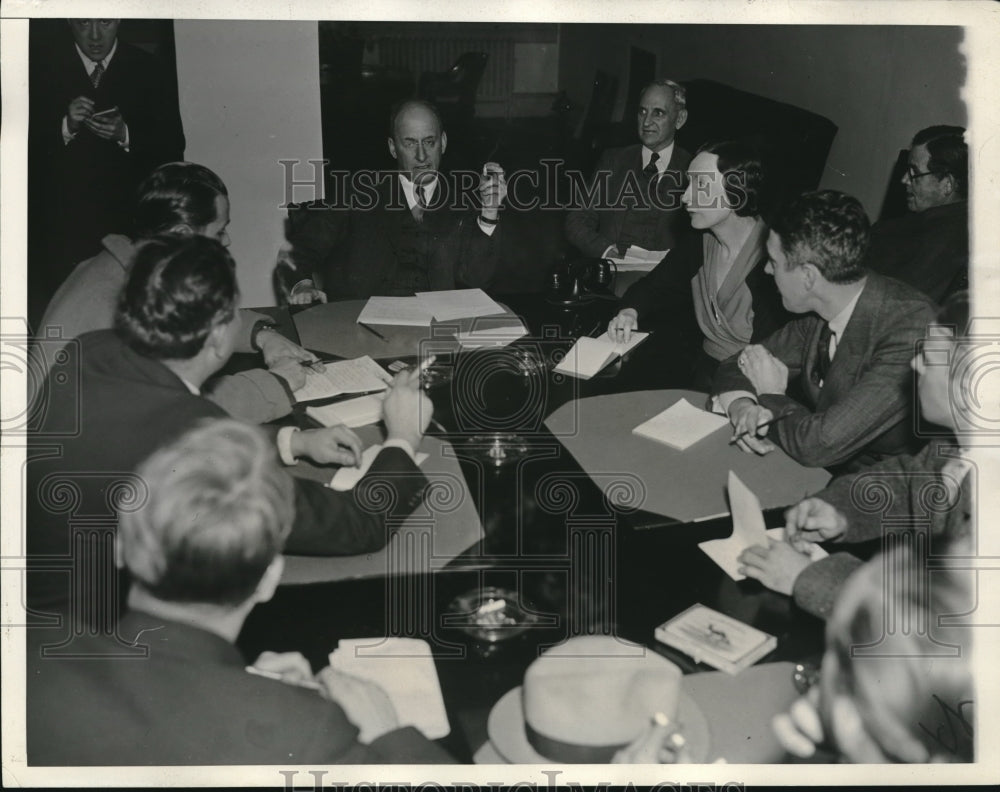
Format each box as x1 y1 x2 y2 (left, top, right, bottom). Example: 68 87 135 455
279 100 506 302
865 125 968 304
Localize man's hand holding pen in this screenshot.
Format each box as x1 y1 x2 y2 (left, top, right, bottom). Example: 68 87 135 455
727 397 776 455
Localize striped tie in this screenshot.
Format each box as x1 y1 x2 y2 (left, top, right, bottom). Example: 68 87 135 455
90 59 105 88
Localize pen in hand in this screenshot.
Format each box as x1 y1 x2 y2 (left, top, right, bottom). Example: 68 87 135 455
728 413 790 445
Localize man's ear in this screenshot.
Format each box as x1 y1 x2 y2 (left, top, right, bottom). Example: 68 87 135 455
205 319 229 359
440 130 448 156
387 137 398 161
253 556 285 604
940 173 958 199
801 263 819 292
674 108 689 132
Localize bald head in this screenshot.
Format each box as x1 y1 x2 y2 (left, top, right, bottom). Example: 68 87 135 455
388 101 447 180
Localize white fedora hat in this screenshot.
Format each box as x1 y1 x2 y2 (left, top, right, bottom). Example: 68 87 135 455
486 635 710 763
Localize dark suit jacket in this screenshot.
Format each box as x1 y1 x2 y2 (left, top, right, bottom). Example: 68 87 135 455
29 39 185 274
26 330 427 616
27 610 454 765
713 273 936 471
565 143 692 258
791 440 973 619
865 201 968 304
281 175 501 300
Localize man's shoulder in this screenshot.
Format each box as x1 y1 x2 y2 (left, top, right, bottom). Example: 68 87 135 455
600 144 642 167
863 271 936 314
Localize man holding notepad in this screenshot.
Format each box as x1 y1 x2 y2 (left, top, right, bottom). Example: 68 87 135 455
712 190 935 473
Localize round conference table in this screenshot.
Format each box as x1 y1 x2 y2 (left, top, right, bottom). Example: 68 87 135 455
235 292 831 763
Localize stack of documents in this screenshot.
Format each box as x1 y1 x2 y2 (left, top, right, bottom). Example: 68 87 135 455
329 638 450 739
631 398 729 450
454 320 528 348
553 332 649 379
655 604 777 675
356 289 506 327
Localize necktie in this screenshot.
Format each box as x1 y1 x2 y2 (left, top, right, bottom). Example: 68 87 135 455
813 322 834 385
90 59 105 88
411 185 427 223
642 151 660 180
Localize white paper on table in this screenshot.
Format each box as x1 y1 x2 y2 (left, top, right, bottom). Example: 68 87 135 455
553 332 648 379
415 288 505 321
357 296 434 326
454 320 528 348
609 246 668 272
329 637 450 739
699 472 828 580
294 356 392 403
329 444 429 491
305 393 386 428
632 398 730 450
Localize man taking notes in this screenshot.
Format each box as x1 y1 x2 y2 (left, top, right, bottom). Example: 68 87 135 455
712 190 935 472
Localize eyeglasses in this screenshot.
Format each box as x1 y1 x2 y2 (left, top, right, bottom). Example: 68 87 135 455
905 166 939 181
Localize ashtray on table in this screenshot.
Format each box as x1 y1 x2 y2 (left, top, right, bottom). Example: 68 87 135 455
446 587 540 644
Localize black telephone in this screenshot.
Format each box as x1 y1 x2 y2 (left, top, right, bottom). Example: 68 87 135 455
547 258 618 306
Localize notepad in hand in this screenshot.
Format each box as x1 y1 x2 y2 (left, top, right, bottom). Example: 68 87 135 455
655 604 777 675
553 333 648 379
306 393 386 428
632 398 729 450
329 638 450 739
698 472 828 581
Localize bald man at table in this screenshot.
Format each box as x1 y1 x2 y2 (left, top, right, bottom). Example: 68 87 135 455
712 190 935 474
279 100 508 302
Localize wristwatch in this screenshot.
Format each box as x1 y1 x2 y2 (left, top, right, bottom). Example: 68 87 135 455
249 318 279 352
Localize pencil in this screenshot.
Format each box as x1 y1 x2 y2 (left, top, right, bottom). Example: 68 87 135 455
358 321 388 342
245 665 321 690
728 413 790 445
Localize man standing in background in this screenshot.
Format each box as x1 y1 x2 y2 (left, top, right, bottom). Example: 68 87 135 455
28 18 186 324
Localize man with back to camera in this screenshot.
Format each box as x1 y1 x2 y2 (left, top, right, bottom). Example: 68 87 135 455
27 418 454 765
564 78 692 262
278 99 507 302
865 125 968 304
31 161 318 424
27 235 433 625
712 190 936 473
28 18 185 321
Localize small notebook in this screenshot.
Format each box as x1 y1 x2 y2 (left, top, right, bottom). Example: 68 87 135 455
306 393 386 428
655 604 777 675
632 398 729 450
329 637 450 739
357 297 434 327
698 472 828 580
553 333 649 379
329 444 429 491
294 356 392 404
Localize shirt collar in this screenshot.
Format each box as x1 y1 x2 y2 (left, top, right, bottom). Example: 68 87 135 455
179 377 200 396
398 173 439 210
828 281 865 341
75 39 118 74
642 143 674 173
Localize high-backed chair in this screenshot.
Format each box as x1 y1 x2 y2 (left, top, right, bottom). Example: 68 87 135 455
418 52 489 128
